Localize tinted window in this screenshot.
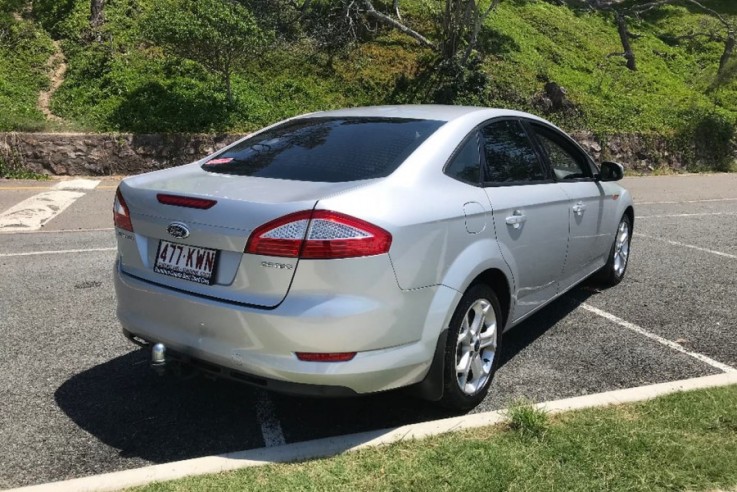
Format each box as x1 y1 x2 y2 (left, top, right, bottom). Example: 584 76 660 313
532 124 592 180
480 120 546 183
201 117 445 182
445 133 481 185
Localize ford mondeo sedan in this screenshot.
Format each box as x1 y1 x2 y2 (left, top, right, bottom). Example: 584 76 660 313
114 105 633 410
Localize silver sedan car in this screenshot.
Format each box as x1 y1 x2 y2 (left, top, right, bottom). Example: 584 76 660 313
113 105 633 410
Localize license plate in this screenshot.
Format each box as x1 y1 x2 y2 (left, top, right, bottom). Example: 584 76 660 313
154 240 219 285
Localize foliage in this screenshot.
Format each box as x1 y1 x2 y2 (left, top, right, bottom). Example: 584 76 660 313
1 0 737 173
140 0 271 104
0 9 53 131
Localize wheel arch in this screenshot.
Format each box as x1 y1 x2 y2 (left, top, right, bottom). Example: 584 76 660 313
469 268 512 330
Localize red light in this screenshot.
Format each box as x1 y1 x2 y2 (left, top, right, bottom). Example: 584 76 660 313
113 188 134 232
157 194 217 209
245 210 392 259
296 352 356 362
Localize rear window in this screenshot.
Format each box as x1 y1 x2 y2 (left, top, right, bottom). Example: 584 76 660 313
201 117 445 182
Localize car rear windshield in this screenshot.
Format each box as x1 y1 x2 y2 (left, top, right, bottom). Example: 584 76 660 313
201 117 445 182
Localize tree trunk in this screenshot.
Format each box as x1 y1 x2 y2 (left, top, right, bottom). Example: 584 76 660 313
90 0 105 29
225 71 233 107
718 31 735 75
616 12 637 71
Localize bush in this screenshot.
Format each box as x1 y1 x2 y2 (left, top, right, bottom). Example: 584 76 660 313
677 108 736 172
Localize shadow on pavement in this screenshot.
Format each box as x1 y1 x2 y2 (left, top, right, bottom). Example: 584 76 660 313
54 285 595 463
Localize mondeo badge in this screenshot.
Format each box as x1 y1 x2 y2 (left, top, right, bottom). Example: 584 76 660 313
167 222 190 239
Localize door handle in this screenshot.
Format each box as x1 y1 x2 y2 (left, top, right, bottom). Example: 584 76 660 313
505 210 527 229
572 201 586 216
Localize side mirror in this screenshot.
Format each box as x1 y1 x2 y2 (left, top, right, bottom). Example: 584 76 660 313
598 161 624 182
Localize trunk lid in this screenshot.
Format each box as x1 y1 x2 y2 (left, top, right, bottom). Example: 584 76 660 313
116 163 374 307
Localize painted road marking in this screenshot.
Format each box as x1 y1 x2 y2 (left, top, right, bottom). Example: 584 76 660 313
0 180 100 232
637 233 737 260
52 179 101 190
581 303 736 373
6 227 115 234
0 190 85 232
636 212 737 219
0 247 116 258
636 197 737 205
254 391 286 448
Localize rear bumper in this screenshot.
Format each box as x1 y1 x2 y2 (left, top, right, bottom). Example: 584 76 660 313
114 261 454 395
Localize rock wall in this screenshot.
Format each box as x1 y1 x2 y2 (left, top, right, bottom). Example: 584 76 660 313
0 132 241 176
0 130 698 177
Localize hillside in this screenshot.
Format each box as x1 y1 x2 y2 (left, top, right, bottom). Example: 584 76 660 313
1 0 737 170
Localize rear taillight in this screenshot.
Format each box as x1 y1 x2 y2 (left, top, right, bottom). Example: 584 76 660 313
113 188 133 232
245 210 392 259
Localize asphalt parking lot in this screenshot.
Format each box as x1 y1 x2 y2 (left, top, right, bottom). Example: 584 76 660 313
1 174 736 489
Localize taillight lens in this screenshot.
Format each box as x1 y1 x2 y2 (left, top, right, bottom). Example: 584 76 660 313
245 210 392 259
113 188 133 232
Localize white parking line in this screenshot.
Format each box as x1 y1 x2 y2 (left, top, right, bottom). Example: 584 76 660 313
581 304 736 373
0 247 116 258
52 179 101 191
5 227 115 235
0 179 100 232
636 233 737 260
636 212 737 219
0 191 85 232
254 391 286 447
636 198 737 205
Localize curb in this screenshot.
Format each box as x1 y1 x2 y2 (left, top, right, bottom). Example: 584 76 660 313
7 372 737 492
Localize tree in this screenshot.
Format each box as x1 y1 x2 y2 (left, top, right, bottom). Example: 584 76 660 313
589 0 736 75
90 0 104 29
142 0 270 105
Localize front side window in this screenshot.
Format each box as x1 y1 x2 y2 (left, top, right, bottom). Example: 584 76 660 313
480 120 547 184
201 117 445 183
532 124 592 180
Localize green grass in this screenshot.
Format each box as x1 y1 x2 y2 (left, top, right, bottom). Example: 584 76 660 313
3 0 737 157
133 385 737 492
0 10 54 131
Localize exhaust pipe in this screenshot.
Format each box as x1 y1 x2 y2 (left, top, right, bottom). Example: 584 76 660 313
151 343 167 376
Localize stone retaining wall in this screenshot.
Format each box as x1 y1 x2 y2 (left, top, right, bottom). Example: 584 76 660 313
0 130 700 176
0 132 241 176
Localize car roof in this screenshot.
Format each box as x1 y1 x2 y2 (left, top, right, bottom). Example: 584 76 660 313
306 105 541 123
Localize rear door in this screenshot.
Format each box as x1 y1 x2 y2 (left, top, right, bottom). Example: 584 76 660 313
479 119 571 323
526 121 608 290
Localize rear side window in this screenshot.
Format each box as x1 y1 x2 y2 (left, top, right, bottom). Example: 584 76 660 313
444 133 481 185
201 117 445 183
480 120 547 184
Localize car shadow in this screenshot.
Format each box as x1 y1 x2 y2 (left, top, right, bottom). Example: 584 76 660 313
54 284 598 464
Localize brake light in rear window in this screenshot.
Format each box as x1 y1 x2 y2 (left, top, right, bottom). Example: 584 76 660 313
113 188 133 232
245 210 392 259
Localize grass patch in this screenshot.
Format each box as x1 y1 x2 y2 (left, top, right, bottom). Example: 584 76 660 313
133 385 737 492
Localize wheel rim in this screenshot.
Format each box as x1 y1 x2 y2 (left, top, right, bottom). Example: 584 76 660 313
613 219 630 277
455 298 497 396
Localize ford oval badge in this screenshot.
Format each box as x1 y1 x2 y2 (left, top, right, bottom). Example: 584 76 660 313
167 222 190 239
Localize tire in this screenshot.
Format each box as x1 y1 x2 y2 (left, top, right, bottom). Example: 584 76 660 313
596 214 632 287
437 284 503 411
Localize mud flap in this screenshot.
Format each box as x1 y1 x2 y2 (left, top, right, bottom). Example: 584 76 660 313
406 329 448 402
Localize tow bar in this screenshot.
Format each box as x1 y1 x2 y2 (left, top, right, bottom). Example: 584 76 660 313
151 343 167 376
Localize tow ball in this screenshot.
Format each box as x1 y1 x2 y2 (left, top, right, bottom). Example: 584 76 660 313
151 343 167 376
